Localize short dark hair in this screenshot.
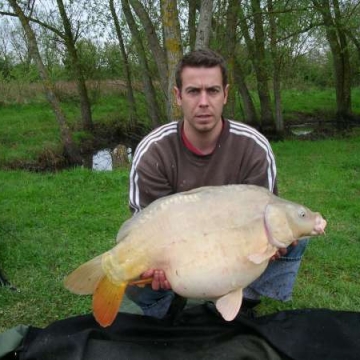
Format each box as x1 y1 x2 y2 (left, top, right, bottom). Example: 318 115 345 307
175 49 228 90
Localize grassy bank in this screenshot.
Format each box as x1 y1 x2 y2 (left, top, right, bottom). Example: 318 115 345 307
0 133 359 332
0 91 149 169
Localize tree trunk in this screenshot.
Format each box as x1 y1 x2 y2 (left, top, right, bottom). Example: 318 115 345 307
222 0 238 119
250 0 274 133
129 0 168 101
313 0 352 127
109 0 137 128
122 0 162 128
223 0 257 125
56 0 93 131
267 0 284 137
188 0 198 51
8 0 82 166
238 0 274 134
234 55 259 127
161 0 183 120
194 0 213 50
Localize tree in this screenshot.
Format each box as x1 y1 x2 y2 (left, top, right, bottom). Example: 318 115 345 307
187 0 198 50
128 0 168 102
194 0 213 50
238 0 274 133
218 0 257 124
7 0 82 165
109 0 137 128
56 0 93 131
121 0 163 127
312 0 353 126
2 0 94 131
161 0 183 120
268 0 284 135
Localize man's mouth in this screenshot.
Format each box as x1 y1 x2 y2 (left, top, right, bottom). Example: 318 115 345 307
196 114 212 119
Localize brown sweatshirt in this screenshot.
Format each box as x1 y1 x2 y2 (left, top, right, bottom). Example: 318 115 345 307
129 119 277 213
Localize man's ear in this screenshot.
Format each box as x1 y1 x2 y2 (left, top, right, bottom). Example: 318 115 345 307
174 86 182 105
223 84 229 104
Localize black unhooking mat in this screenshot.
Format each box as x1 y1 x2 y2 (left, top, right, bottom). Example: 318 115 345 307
10 304 360 360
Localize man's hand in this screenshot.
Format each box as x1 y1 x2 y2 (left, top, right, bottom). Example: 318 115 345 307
270 240 299 261
140 269 172 291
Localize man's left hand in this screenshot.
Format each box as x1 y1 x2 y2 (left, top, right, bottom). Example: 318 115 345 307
140 269 172 291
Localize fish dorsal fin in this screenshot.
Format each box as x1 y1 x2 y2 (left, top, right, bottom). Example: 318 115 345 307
247 244 277 265
116 215 140 243
93 277 128 327
215 288 243 321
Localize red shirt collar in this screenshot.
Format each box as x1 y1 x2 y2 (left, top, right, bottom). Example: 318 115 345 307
181 119 224 156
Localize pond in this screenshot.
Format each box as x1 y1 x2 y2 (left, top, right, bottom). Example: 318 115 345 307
92 149 113 171
289 124 315 136
91 147 132 171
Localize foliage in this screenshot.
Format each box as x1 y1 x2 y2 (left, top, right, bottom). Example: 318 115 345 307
0 133 359 331
1 1 359 91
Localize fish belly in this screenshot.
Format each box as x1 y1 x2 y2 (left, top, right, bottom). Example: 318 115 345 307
158 231 269 299
168 260 268 299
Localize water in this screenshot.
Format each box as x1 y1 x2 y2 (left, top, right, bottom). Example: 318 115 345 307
92 149 113 171
290 125 315 136
92 147 132 171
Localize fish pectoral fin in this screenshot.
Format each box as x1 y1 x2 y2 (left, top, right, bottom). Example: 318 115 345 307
247 244 277 265
128 278 153 288
215 288 243 321
93 277 128 327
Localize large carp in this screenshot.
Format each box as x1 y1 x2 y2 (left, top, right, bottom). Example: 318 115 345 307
64 184 327 327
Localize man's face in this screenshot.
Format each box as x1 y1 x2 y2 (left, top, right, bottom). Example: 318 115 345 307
174 66 229 133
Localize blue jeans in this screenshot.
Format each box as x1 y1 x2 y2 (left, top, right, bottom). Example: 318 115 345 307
125 239 308 318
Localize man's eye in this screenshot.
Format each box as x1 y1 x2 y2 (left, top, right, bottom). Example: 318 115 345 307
187 89 200 95
208 88 220 95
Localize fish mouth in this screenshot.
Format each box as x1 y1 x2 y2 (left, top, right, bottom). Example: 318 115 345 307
312 216 327 235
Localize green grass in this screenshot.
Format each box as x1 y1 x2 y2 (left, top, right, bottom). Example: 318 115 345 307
261 134 360 313
281 87 360 118
0 134 359 332
282 88 336 115
0 103 61 165
0 91 153 168
0 168 131 332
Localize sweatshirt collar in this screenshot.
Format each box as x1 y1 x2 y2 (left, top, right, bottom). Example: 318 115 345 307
181 119 225 156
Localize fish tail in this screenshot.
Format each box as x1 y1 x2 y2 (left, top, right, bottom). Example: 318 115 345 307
93 276 128 327
64 255 104 295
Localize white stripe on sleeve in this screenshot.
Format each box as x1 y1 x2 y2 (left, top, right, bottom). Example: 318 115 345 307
129 122 178 213
229 121 277 192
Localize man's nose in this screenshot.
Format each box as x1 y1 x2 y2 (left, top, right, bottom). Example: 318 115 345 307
199 91 209 106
